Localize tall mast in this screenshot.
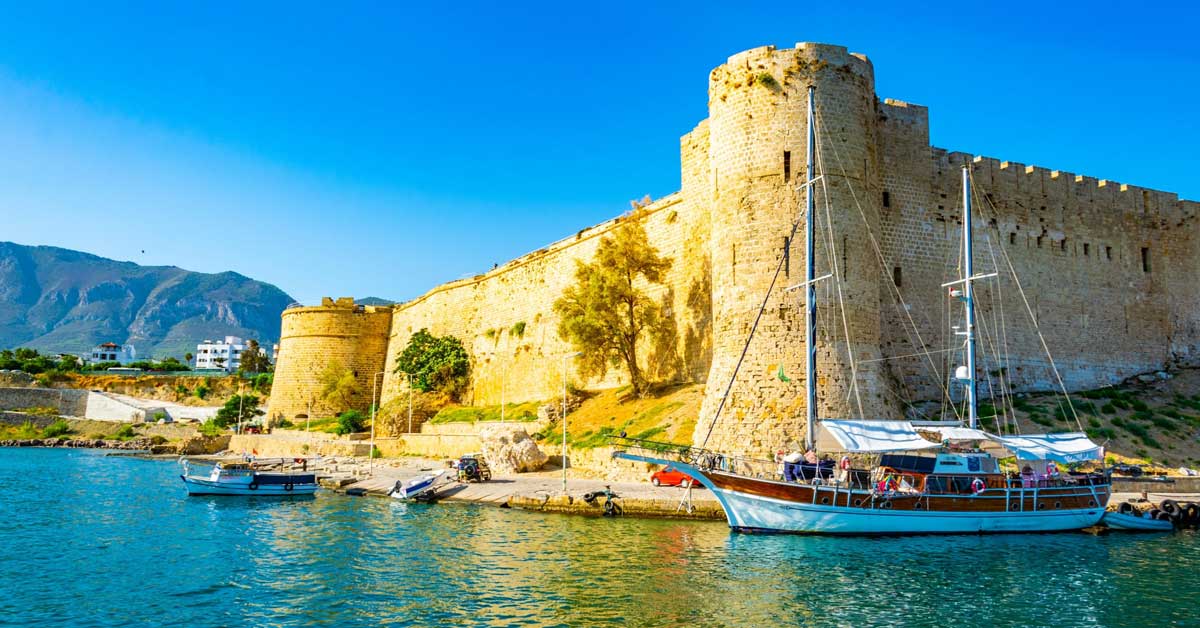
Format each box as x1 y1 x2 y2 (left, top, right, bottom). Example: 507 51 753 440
962 165 978 429
805 85 817 451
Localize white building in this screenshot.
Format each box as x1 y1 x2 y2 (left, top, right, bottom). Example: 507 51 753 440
195 336 251 372
87 342 137 365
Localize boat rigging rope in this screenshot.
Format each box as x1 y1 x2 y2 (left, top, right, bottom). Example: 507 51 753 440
697 207 805 452
813 119 865 419
815 109 961 422
969 174 1087 434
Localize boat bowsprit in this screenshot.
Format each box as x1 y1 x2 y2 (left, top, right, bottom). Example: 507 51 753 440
180 460 318 496
389 469 449 501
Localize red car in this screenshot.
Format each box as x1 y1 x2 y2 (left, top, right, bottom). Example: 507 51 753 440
651 466 702 488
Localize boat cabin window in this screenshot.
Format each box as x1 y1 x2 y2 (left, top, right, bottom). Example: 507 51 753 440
878 454 936 474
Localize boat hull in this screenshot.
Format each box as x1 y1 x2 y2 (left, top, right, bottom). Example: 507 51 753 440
615 452 1108 535
181 475 319 496
1101 511 1174 532
715 485 1104 535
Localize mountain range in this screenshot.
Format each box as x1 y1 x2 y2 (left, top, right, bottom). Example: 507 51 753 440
0 242 295 359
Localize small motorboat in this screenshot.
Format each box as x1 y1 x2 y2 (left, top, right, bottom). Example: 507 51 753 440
389 469 448 500
1101 511 1174 532
180 460 318 496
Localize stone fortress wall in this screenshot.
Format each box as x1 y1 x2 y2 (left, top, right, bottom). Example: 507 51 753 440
268 41 1199 457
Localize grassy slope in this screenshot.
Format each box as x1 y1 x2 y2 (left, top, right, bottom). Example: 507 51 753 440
976 368 1200 470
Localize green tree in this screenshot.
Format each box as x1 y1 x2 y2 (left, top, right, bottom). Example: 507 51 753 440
393 329 470 398
185 352 194 365
238 339 271 374
320 363 362 413
213 393 265 428
553 209 672 398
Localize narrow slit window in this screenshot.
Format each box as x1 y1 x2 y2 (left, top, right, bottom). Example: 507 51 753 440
1142 247 1151 273
892 266 902 287
783 151 791 182
1083 243 1090 256
1106 245 1113 261
1060 239 1067 253
1009 233 1016 245
1037 235 1043 248
882 191 890 208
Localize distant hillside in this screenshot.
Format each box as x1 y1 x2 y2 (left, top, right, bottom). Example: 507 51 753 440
0 242 295 359
355 296 395 306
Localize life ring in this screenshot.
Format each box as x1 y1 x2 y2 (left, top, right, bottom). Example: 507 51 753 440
284 483 294 492
248 482 259 491
1046 462 1058 475
839 456 851 471
971 478 986 495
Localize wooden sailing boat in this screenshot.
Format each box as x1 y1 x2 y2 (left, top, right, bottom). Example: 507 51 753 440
614 86 1111 534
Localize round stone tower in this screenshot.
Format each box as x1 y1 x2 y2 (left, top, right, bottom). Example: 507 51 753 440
696 43 898 456
268 297 393 422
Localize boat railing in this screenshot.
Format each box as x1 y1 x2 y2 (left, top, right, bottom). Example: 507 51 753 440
608 436 782 478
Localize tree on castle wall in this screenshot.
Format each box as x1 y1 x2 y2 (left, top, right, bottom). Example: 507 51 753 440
393 329 471 400
553 205 673 398
319 362 361 414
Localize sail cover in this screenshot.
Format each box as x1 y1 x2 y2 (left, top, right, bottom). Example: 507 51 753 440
987 432 1103 463
817 420 940 453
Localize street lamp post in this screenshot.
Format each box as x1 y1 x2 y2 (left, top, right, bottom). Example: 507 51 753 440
399 372 414 434
562 351 582 495
236 380 244 435
369 371 384 472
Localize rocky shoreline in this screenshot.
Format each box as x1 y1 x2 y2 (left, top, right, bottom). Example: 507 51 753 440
0 433 230 455
0 437 159 451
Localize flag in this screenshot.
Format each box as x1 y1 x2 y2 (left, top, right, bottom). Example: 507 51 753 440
776 364 791 383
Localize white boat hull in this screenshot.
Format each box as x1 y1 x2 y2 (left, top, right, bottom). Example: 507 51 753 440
181 475 318 496
390 470 447 500
713 486 1105 535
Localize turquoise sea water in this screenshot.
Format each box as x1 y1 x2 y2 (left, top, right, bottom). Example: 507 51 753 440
2 448 1198 627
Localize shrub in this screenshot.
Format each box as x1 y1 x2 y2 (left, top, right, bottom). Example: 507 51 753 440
1111 398 1129 410
149 435 168 445
1130 399 1149 412
194 385 210 400
335 410 366 435
113 424 136 440
198 420 222 436
41 419 72 438
370 446 382 459
275 418 294 429
511 321 527 338
175 384 189 397
1100 403 1116 414
152 411 168 422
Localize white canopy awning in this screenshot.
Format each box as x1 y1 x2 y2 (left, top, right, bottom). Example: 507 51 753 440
817 420 940 453
986 432 1104 463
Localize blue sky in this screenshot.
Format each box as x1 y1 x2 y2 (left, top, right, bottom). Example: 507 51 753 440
1 1 1195 303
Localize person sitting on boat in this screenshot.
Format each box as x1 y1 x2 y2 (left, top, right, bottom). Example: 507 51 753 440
804 449 819 465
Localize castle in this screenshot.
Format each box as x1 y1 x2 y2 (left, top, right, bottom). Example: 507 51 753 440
269 42 1199 457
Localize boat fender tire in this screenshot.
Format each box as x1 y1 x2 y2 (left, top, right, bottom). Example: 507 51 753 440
1183 503 1200 525
248 482 259 491
284 483 294 492
1154 510 1172 521
1161 499 1182 520
1118 502 1136 515
879 500 892 510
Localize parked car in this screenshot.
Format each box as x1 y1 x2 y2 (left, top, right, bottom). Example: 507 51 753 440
651 466 702 488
